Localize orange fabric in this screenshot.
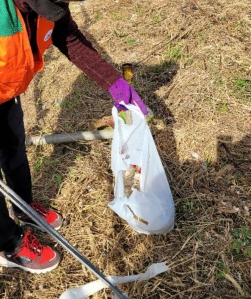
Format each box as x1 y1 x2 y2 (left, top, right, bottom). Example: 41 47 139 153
0 8 54 104
34 15 55 73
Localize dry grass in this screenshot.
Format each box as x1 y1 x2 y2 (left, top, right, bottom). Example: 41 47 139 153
1 0 251 298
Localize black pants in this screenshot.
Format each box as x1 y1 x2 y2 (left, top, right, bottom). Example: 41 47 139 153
0 98 33 251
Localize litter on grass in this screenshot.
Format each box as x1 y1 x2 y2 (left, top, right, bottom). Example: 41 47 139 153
60 262 169 299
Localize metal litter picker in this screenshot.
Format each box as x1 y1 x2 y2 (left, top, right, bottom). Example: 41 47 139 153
0 179 130 299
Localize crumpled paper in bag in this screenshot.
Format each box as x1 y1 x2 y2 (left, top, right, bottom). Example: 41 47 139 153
60 262 169 299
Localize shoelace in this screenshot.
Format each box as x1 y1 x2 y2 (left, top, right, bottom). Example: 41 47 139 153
21 231 43 254
30 202 49 218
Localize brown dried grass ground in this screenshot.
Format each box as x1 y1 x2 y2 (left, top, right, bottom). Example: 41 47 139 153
1 0 251 298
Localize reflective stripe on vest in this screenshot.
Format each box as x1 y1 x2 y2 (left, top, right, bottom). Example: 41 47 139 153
0 7 54 104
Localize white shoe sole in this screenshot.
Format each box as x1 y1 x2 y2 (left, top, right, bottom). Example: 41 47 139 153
18 219 62 232
0 255 60 274
9 208 63 232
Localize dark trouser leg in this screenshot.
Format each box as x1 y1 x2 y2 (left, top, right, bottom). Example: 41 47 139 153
2 156 32 214
0 97 32 251
0 172 23 252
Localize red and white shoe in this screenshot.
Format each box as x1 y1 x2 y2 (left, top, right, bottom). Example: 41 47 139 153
11 202 63 231
0 231 60 274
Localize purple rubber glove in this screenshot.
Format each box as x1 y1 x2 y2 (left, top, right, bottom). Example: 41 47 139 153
108 78 148 115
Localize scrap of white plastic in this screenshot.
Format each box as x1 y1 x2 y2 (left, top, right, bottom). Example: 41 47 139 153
59 262 169 299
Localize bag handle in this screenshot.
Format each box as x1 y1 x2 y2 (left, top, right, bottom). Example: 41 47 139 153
118 101 145 119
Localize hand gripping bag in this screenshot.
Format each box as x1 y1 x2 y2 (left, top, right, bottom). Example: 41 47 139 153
108 104 175 234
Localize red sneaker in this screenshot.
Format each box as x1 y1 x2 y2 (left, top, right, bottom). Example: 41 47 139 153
12 202 63 231
0 231 60 274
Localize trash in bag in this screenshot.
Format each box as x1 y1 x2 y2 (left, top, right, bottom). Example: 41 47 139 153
108 103 175 234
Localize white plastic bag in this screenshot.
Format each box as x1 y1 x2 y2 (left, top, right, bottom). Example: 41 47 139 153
108 104 175 234
59 262 169 299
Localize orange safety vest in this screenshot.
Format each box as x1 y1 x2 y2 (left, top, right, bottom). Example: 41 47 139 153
0 7 55 104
